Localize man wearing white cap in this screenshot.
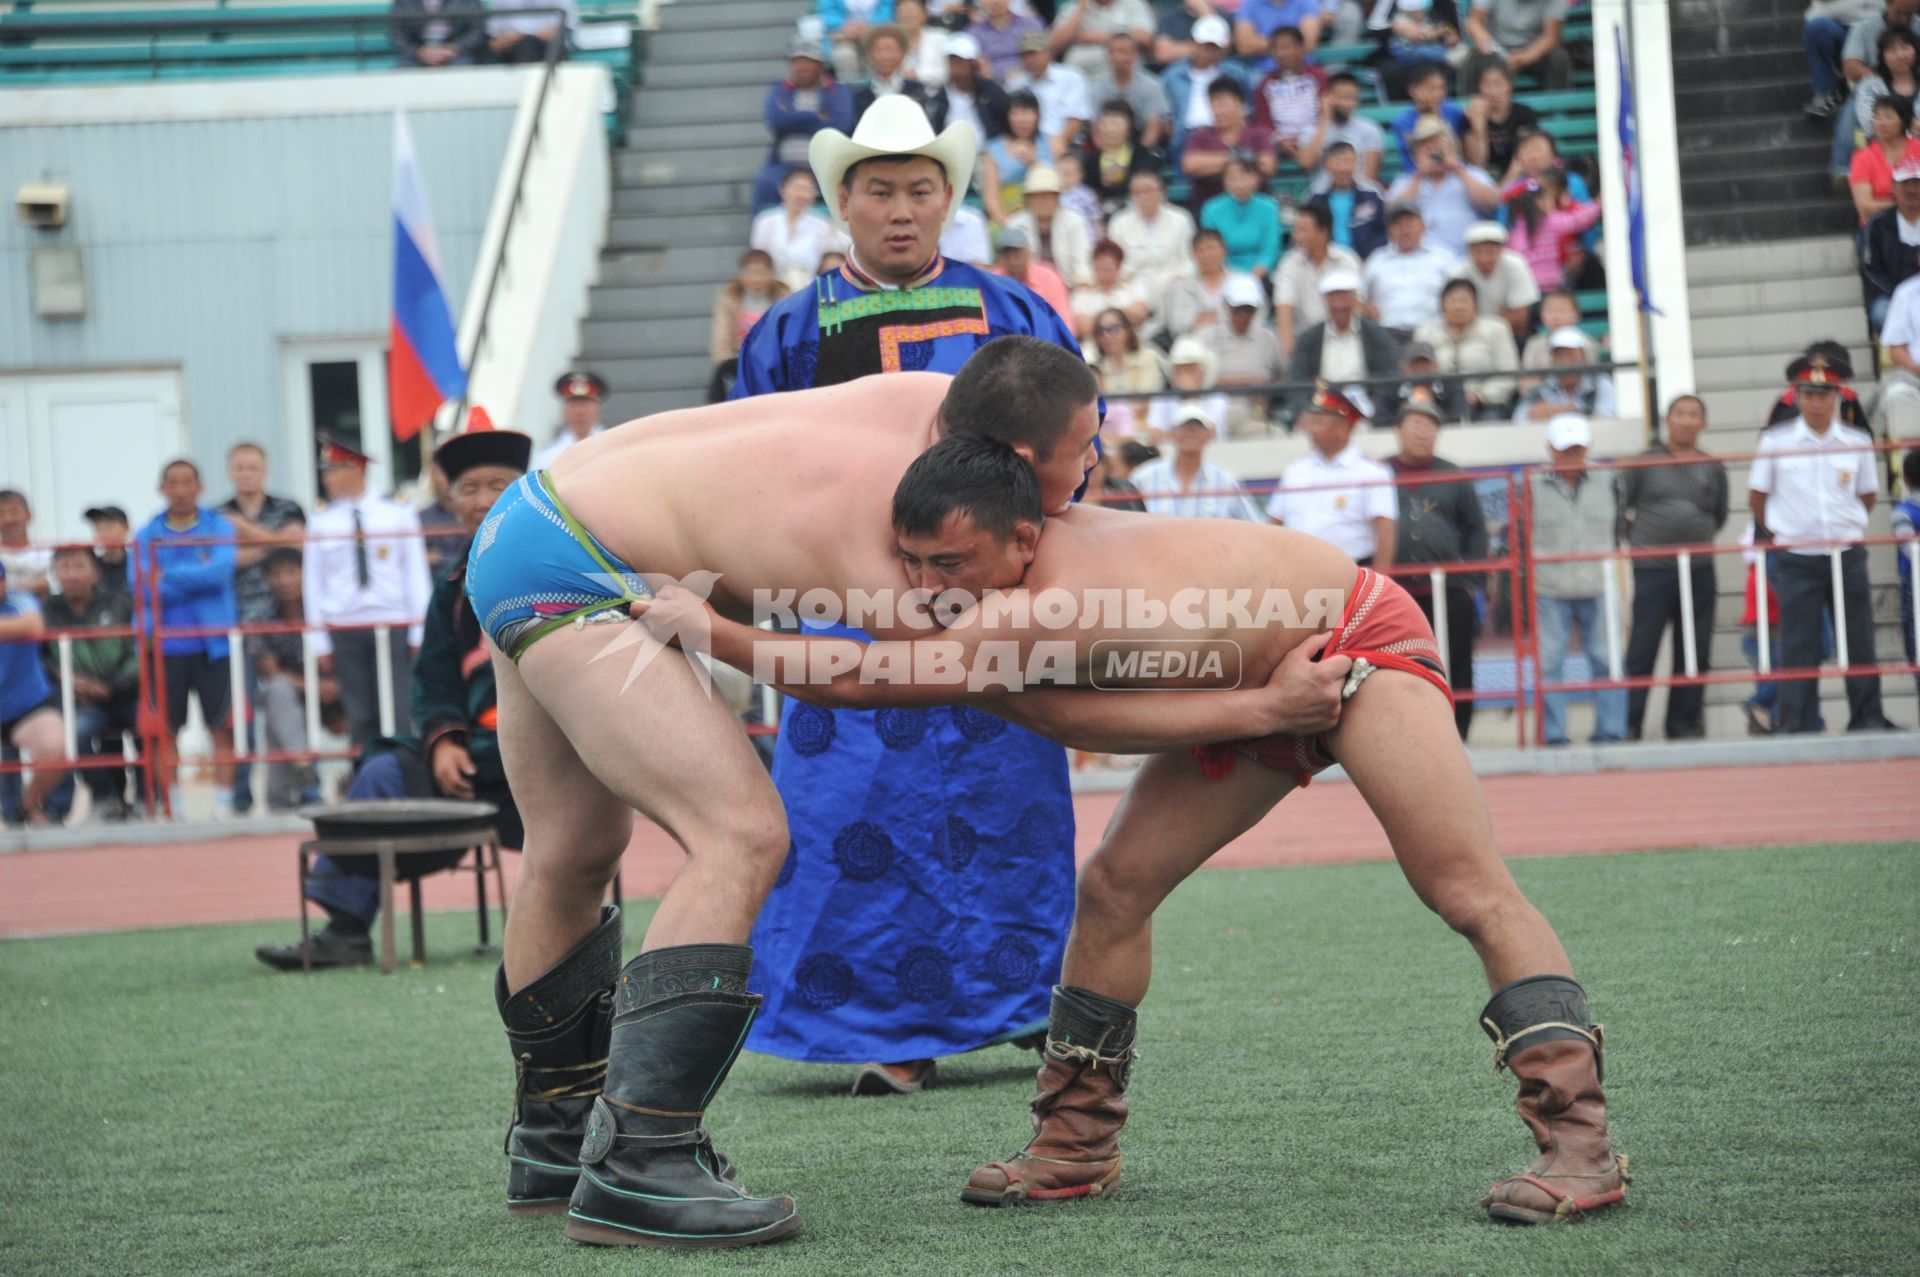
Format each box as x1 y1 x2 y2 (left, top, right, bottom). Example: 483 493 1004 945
1451 219 1540 340
1162 14 1250 157
1273 202 1363 357
1286 268 1401 415
1527 413 1628 745
1128 401 1265 520
924 33 1011 141
732 96 1089 1102
1146 335 1231 435
1006 166 1095 287
1203 273 1287 434
1860 157 1920 332
1513 327 1616 421
1268 382 1397 570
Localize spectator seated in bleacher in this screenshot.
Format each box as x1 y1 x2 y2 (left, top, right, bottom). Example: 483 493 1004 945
1503 167 1601 293
1872 271 1920 437
0 560 73 827
754 38 856 212
993 224 1075 321
1380 0 1463 84
1008 30 1094 157
821 0 894 85
940 201 996 266
1204 273 1288 434
1148 336 1232 433
40 546 141 824
1386 118 1501 255
1298 71 1387 185
1052 1 1159 81
1181 78 1275 211
1130 402 1266 520
390 0 487 68
1078 101 1158 220
1108 168 1195 311
1163 16 1247 155
1234 0 1335 60
710 249 792 403
1074 242 1155 339
1452 219 1539 340
1849 93 1920 225
1517 285 1580 385
1006 166 1096 285
1385 339 1472 424
752 169 839 293
1052 152 1109 230
1390 62 1468 167
1363 202 1458 337
1860 159 1920 328
1802 0 1879 119
1288 269 1402 412
1201 154 1284 281
1307 140 1390 257
980 90 1052 223
1512 326 1612 421
1462 0 1574 93
891 0 948 87
1413 277 1519 420
1274 202 1364 358
970 0 1046 80
854 23 931 117
1460 59 1537 179
925 33 1011 140
1851 25 1920 144
1087 32 1173 149
1497 128 1595 253
1252 24 1327 170
486 0 575 64
1162 228 1257 339
1089 303 1169 388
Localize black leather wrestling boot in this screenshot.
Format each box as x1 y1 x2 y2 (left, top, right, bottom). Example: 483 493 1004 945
564 944 801 1249
498 905 621 1216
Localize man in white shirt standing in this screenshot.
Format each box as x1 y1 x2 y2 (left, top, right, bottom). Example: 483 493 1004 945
1007 30 1091 158
1749 359 1895 734
302 437 432 748
1362 203 1459 338
531 370 609 472
1451 220 1540 341
1266 382 1397 568
1128 402 1265 520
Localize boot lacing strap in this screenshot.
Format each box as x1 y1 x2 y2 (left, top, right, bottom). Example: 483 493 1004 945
1045 1023 1136 1071
1481 1019 1604 1075
505 1052 611 1153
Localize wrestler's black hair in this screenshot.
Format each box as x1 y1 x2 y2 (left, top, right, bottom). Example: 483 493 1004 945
937 334 1097 461
892 435 1044 542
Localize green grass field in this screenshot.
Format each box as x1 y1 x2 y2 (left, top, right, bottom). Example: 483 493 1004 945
3 842 1917 1277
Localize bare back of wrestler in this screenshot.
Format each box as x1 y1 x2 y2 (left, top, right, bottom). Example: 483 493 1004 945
651 433 1625 1225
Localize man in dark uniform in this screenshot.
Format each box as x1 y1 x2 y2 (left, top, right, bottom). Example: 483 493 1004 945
255 428 532 970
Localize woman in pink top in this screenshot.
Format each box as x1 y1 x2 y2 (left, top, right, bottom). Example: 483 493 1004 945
1502 170 1602 292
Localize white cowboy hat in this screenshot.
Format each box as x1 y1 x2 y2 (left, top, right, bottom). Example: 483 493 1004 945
808 96 979 233
1166 336 1219 388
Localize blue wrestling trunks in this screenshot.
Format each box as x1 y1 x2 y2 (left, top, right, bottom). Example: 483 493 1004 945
465 471 653 660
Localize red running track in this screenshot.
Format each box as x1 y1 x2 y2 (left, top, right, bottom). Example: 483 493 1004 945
1 760 1913 939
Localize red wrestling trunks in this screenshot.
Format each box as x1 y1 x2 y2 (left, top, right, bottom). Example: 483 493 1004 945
1191 567 1454 786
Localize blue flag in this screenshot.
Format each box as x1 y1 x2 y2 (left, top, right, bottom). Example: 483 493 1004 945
1616 25 1660 316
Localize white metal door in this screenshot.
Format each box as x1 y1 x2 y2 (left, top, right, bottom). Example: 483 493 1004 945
2 370 186 544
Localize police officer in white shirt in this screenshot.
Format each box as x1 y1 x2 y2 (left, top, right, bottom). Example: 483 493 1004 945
1127 402 1264 520
303 437 432 748
1266 382 1397 568
1749 358 1895 734
1361 202 1459 338
531 371 609 472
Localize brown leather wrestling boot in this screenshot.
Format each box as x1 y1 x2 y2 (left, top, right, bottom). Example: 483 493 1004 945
1479 975 1629 1224
961 986 1136 1207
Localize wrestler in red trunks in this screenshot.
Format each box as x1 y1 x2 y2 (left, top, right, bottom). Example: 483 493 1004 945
1193 567 1454 785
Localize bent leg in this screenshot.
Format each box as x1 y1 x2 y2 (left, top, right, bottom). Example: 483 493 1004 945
13 709 71 821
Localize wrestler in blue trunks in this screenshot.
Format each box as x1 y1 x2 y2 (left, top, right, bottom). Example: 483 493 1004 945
466 471 652 660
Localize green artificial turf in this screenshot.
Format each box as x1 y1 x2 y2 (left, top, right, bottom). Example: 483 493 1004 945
2 842 1917 1277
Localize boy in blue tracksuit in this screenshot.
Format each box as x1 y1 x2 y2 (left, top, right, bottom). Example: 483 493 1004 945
134 459 239 813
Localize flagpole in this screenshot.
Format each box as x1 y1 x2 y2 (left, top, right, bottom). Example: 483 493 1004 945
1623 3 1657 442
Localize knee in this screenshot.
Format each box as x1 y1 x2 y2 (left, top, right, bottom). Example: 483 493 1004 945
1074 855 1155 930
1422 876 1529 943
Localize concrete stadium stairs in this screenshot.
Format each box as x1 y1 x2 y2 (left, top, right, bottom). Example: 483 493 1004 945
584 0 810 421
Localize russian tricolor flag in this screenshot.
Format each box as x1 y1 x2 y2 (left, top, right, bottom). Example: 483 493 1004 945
389 108 467 441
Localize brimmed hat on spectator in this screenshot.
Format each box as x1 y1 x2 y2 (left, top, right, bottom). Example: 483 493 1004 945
945 32 981 61
788 36 826 63
1017 30 1050 53
1409 117 1453 144
1894 159 1920 183
995 225 1032 252
555 370 608 401
1171 401 1219 433
318 434 371 470
1397 392 1444 426
1387 200 1424 222
1024 166 1062 195
1545 413 1591 450
1318 269 1362 295
1465 221 1508 246
1548 327 1591 352
83 504 129 524
1301 381 1367 427
1191 15 1230 47
1785 350 1852 383
1223 274 1264 309
809 95 979 233
1402 339 1438 363
1792 357 1844 391
1166 336 1219 386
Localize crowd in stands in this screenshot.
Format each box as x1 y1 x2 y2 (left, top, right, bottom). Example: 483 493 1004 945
388 0 577 67
723 0 1608 437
